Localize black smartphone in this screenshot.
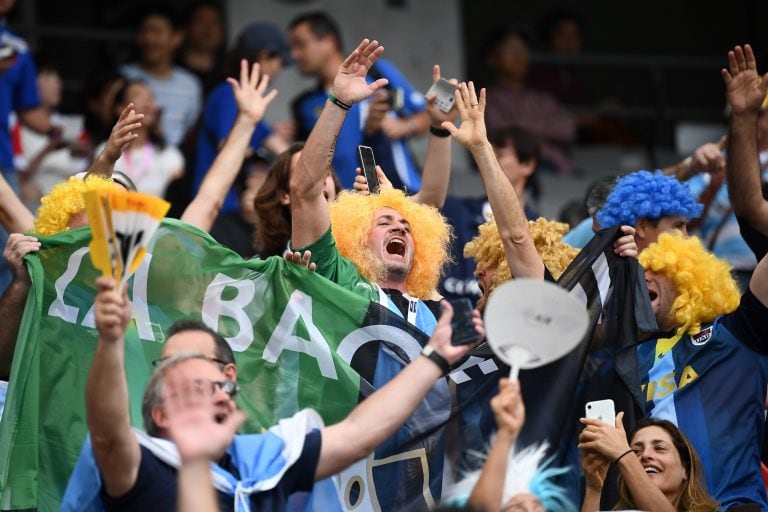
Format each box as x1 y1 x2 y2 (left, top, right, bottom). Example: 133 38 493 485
387 87 405 110
447 298 479 346
358 145 380 194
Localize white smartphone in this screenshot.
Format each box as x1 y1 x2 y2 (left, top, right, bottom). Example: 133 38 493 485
585 399 615 424
426 77 457 113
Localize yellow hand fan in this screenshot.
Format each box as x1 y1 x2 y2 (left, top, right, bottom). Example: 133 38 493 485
83 189 170 285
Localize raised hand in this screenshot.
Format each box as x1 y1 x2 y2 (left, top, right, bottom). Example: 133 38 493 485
332 39 388 105
228 59 279 125
578 411 631 461
614 225 638 258
491 378 525 438
723 44 768 116
442 81 487 150
163 372 246 464
364 90 390 135
689 136 727 175
580 448 610 492
283 249 317 272
352 165 392 195
94 277 132 344
102 104 144 164
425 65 459 128
3 233 40 284
427 301 484 366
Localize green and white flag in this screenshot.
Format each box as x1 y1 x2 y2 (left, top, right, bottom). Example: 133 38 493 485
0 219 497 511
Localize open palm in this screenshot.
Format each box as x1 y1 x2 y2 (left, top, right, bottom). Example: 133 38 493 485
443 82 487 150
332 39 389 105
228 59 279 124
723 44 768 115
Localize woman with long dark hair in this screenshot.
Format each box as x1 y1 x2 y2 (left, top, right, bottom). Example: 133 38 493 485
580 415 719 512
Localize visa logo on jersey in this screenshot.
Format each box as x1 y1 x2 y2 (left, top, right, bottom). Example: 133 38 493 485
641 365 700 402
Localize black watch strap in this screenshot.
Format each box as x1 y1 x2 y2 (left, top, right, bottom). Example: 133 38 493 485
421 345 451 375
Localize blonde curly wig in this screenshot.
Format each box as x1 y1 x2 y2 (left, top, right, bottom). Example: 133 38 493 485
464 217 580 292
33 175 120 236
639 231 740 339
329 189 452 299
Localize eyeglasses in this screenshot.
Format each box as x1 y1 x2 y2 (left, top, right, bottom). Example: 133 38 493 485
152 356 230 368
193 379 240 399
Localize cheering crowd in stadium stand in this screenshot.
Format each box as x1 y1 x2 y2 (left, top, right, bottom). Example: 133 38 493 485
2 2 768 511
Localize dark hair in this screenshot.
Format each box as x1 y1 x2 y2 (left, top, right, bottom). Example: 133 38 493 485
135 3 182 30
253 142 341 257
487 126 541 199
112 80 166 148
488 126 541 165
182 0 224 26
584 175 618 217
288 11 343 51
167 319 235 366
615 418 718 512
538 8 584 46
482 24 534 59
253 143 303 258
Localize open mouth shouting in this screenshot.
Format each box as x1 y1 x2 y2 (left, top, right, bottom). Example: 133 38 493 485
386 237 406 258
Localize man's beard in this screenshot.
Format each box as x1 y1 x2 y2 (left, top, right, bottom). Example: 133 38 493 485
383 263 409 282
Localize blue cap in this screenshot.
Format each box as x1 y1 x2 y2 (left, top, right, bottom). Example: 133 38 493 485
236 22 294 65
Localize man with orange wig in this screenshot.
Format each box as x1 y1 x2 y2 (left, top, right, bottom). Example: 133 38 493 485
289 40 453 337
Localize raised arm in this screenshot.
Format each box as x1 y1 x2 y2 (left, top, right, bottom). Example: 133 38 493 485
0 173 34 234
87 277 140 498
181 60 278 232
409 65 458 208
290 39 389 249
0 234 40 379
315 302 482 480
84 103 144 178
468 378 525 512
445 82 545 279
724 44 768 233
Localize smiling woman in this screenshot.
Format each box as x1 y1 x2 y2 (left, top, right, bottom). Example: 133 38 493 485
579 414 719 512
616 419 719 512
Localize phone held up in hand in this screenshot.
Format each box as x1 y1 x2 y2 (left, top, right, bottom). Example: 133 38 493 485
358 145 380 194
585 399 615 425
426 77 457 113
446 298 479 346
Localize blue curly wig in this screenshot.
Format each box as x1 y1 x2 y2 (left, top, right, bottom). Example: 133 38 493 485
596 170 702 228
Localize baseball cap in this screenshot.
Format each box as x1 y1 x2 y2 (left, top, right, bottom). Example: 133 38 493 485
236 22 294 65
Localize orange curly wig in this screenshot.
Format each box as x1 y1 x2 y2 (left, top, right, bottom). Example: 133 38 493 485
329 189 452 299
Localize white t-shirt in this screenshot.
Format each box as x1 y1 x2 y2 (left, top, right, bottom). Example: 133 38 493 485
14 113 89 211
95 141 184 198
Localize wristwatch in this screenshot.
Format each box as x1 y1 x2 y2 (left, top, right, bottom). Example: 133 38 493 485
420 345 451 375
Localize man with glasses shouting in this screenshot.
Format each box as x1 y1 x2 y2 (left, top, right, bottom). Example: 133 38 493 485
78 276 482 511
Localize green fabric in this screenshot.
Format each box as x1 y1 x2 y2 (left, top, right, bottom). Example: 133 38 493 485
0 219 367 511
294 227 378 301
